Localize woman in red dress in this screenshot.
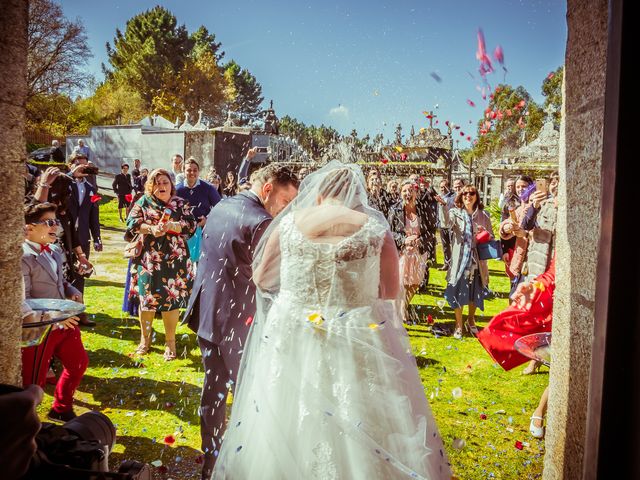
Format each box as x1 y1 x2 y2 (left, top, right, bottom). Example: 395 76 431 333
476 257 555 371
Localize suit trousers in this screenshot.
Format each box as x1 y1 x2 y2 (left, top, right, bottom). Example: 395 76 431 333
440 228 452 268
70 243 90 293
22 326 88 413
197 336 243 456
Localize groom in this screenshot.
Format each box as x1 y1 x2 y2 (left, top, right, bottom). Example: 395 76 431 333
183 164 299 478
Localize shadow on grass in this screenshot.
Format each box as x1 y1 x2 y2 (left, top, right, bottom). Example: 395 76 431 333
81 374 202 422
86 278 125 288
110 436 202 479
100 224 127 233
487 290 510 300
86 315 205 369
415 356 441 368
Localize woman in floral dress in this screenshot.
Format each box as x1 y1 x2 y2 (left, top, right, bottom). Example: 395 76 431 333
126 168 196 360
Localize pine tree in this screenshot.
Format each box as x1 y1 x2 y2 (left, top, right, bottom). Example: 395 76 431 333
223 60 264 123
105 6 192 107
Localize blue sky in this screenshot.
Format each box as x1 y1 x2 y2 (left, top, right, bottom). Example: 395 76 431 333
60 0 566 144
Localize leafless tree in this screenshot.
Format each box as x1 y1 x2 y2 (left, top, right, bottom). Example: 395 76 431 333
27 0 92 99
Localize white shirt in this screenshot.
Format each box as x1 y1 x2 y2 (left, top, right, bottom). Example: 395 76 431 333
76 178 87 204
183 178 201 189
26 240 57 279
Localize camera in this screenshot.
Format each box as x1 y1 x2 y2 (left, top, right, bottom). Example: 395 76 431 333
82 165 100 175
26 411 151 479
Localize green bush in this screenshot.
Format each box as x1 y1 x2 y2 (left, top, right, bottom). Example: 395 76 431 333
27 142 47 153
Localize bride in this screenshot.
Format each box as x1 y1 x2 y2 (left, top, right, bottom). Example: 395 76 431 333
212 162 451 479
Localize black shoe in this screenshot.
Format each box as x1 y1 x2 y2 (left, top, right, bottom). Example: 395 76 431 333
201 452 216 480
78 313 96 327
47 408 77 422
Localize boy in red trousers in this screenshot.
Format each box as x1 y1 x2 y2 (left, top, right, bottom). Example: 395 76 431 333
21 202 89 422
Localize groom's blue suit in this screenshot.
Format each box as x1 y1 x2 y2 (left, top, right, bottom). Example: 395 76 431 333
183 190 272 457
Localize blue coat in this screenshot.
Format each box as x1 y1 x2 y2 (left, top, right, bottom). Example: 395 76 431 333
183 191 272 344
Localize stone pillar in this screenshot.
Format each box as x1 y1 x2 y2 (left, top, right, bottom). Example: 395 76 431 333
543 0 608 478
0 0 28 386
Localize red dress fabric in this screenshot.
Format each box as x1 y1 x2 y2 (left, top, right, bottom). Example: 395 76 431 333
477 258 555 371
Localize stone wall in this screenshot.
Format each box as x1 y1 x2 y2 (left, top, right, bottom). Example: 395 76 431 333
68 127 186 175
544 0 608 478
140 130 185 171
185 131 217 174
213 131 251 179
0 0 28 386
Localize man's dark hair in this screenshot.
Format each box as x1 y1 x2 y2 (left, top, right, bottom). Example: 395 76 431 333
24 202 57 224
252 164 299 189
184 158 200 169
121 163 129 169
516 174 534 185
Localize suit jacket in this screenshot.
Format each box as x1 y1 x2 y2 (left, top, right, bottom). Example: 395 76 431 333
67 179 101 247
183 191 272 344
22 243 80 300
112 173 133 196
418 187 439 232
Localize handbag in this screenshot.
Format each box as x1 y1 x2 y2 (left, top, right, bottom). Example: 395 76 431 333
477 239 503 260
124 234 144 259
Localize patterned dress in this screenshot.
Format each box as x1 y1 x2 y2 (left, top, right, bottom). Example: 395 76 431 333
126 195 196 312
399 214 428 286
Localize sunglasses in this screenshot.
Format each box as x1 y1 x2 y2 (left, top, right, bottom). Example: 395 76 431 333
462 191 477 197
32 219 61 227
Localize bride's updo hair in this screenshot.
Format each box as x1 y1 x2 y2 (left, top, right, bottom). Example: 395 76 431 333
317 167 364 202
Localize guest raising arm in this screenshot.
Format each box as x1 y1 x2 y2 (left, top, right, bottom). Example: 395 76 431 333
440 185 494 339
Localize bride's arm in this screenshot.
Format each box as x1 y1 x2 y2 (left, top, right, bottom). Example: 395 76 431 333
253 225 281 292
379 231 400 299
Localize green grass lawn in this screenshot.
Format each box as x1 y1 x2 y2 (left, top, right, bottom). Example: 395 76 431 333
36 199 546 479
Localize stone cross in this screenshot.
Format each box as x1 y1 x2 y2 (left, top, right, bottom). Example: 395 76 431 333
544 103 556 118
426 110 437 128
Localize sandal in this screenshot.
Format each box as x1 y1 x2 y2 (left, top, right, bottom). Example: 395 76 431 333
453 328 463 340
522 360 542 375
129 336 151 357
129 343 150 357
163 340 177 361
465 320 479 336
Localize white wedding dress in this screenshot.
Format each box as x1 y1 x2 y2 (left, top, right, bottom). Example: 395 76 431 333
212 212 451 479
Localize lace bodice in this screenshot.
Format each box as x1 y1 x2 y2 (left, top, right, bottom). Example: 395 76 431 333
278 212 388 308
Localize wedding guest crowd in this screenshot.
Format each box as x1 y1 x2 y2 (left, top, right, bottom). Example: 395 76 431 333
20 144 558 448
